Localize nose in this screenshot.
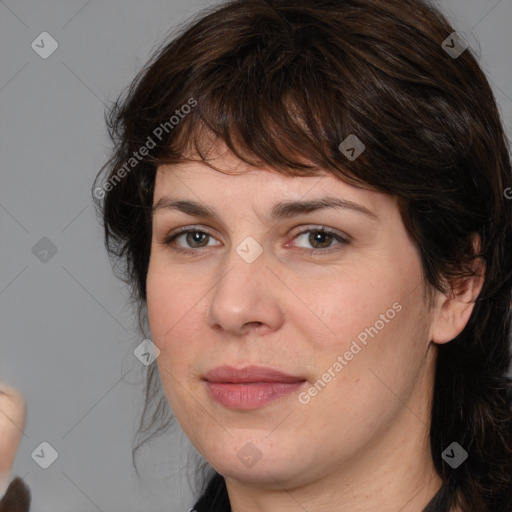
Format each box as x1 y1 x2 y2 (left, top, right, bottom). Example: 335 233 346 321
205 242 285 337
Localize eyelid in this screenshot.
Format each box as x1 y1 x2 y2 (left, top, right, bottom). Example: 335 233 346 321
289 224 350 242
161 225 220 247
286 225 350 254
161 224 350 254
162 224 349 239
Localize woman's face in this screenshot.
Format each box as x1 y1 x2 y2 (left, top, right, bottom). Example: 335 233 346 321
146 147 439 489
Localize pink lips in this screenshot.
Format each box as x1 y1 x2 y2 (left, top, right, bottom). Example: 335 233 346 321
203 365 306 410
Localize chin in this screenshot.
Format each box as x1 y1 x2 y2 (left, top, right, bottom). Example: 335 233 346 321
202 438 316 488
216 459 301 487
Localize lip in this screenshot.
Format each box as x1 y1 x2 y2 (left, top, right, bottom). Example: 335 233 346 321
204 365 305 383
203 365 307 410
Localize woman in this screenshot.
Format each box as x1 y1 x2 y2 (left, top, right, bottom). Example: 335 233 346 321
93 0 512 510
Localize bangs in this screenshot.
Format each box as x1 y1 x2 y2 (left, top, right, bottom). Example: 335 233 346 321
143 10 376 188
158 84 365 188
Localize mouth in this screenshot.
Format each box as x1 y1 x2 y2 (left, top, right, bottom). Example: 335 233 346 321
203 365 307 410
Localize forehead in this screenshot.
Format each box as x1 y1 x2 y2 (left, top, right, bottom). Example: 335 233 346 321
153 158 398 222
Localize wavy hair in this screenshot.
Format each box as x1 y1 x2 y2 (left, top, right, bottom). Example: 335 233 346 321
93 0 512 510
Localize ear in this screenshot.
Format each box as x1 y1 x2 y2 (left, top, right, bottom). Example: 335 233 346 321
430 234 485 345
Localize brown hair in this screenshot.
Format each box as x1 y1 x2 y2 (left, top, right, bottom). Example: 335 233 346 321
93 0 512 510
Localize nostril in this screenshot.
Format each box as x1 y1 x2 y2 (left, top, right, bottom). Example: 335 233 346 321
242 321 264 333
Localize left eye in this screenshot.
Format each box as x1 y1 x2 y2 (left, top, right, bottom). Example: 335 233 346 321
291 228 349 251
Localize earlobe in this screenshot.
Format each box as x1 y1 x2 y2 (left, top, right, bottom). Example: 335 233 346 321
430 237 485 345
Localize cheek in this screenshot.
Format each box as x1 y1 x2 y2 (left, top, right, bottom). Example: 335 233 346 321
288 268 405 355
146 268 185 390
294 292 430 454
146 261 209 384
146 260 195 347
146 269 198 420
292 252 429 402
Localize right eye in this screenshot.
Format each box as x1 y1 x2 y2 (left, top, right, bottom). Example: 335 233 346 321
163 228 221 253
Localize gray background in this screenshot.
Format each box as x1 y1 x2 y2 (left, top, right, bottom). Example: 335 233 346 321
1 1 511 511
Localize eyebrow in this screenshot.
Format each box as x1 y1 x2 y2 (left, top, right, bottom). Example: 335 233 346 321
152 196 378 222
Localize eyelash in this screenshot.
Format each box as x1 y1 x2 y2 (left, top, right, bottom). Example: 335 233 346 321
161 226 350 255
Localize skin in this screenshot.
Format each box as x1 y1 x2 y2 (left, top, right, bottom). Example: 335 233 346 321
0 385 26 496
147 143 482 512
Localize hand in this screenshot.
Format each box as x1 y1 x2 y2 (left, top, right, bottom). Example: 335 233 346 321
0 385 26 493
